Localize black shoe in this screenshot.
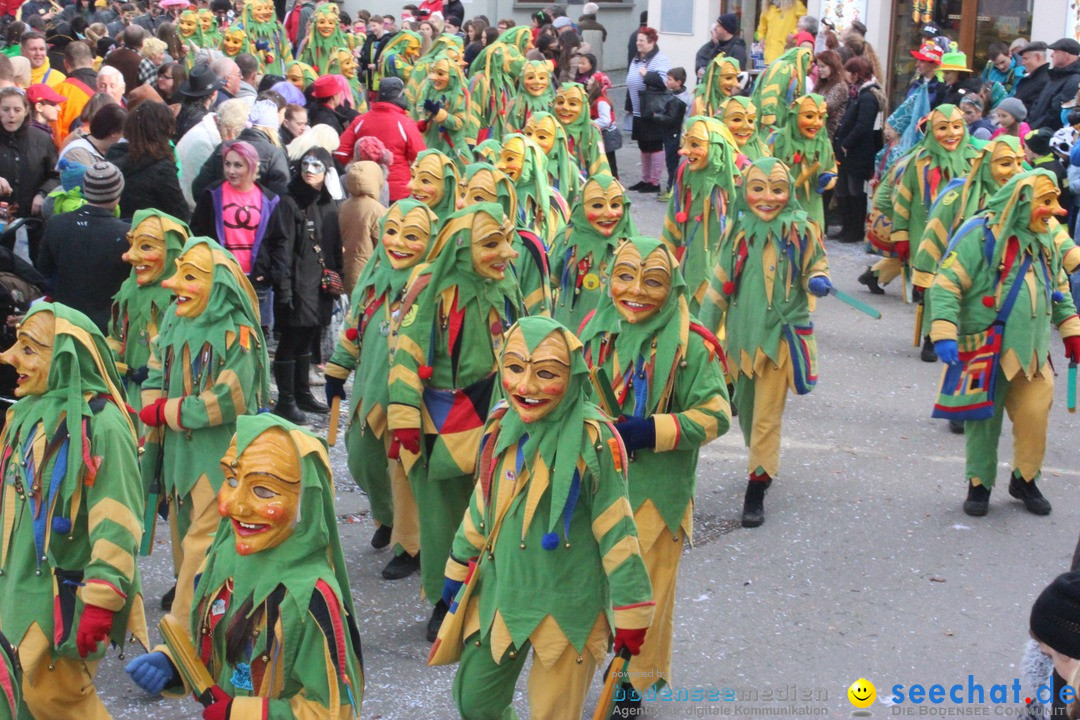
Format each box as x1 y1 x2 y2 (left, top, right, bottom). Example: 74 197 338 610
426 600 448 642
920 336 937 363
273 360 308 423
1009 475 1051 515
627 181 646 191
948 419 965 434
611 682 641 719
160 584 175 611
741 479 770 528
963 481 990 516
638 183 660 194
382 551 420 580
857 267 885 295
370 524 392 549
296 391 330 414
294 354 329 413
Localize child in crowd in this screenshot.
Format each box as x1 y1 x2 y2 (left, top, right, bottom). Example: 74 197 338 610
960 95 993 141
990 97 1030 145
656 66 689 201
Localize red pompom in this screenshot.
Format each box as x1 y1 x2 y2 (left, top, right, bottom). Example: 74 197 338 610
793 152 803 164
722 281 735 295
345 328 359 341
694 215 702 222
418 365 434 380
981 296 995 308
675 211 688 223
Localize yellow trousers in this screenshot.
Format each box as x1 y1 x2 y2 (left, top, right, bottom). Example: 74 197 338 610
386 436 420 556
19 624 110 720
734 346 791 478
626 504 685 692
170 475 220 635
968 368 1054 487
871 257 903 285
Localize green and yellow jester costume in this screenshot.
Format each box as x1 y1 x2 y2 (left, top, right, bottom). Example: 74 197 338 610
468 26 531 142
553 82 610 179
659 116 740 311
444 316 654 720
692 54 743 118
579 236 730 694
408 148 461 219
750 46 811 132
928 170 1080 514
406 34 465 104
377 29 422 86
177 10 211 69
0 303 148 720
152 415 364 719
504 59 556 134
411 55 473 165
325 200 439 570
108 209 190 417
219 25 255 61
523 111 582 203
240 0 292 74
700 158 829 527
497 133 570 251
717 97 771 163
767 94 838 229
459 162 552 316
549 173 637 333
387 203 525 625
140 237 270 635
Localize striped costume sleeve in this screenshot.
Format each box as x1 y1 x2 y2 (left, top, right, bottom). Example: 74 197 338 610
446 468 489 582
653 338 732 453
927 224 982 343
1052 220 1080 275
164 335 257 432
912 196 959 288
589 425 654 631
799 222 829 288
387 282 438 433
890 156 919 247
1052 255 1080 337
79 406 143 612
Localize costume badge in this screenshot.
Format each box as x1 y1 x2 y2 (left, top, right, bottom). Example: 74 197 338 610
211 598 227 617
379 320 390 336
941 191 958 207
401 304 419 328
941 252 957 270
582 273 600 291
231 662 254 691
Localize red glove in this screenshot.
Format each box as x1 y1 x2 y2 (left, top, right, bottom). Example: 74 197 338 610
390 428 421 456
894 241 911 262
76 604 115 657
139 398 168 427
1065 335 1080 363
201 685 232 720
613 627 648 656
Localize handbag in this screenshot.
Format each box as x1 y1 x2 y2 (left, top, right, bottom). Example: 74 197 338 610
313 240 344 296
601 124 623 151
932 253 1033 421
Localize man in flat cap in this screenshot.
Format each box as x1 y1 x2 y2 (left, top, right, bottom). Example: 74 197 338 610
1030 38 1080 130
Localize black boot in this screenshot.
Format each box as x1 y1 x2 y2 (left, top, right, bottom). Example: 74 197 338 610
426 600 448 642
610 682 641 719
370 524 392 549
857 266 885 295
1009 474 1051 515
741 476 771 528
273 360 307 424
295 354 329 414
963 480 990 516
382 551 420 580
920 336 937 363
948 420 965 434
160 584 176 611
842 193 868 243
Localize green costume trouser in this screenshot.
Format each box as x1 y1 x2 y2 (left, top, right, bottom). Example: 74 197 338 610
966 367 1053 488
411 472 474 603
345 424 394 529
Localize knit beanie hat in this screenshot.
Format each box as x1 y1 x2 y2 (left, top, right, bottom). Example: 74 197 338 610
82 161 125 204
1031 571 1080 659
717 13 738 35
1025 127 1053 156
996 96 1027 122
582 2 599 15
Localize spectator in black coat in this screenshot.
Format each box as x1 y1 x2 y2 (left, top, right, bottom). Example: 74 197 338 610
1029 38 1080 131
627 10 646 65
105 99 189 221
832 56 883 243
1014 42 1051 116
267 146 343 422
191 100 291 200
37 161 130 332
0 86 58 261
695 13 747 76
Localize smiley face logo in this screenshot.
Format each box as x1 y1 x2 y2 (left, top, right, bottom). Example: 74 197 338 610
848 678 876 709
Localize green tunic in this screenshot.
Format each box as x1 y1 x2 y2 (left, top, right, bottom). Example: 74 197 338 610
411 56 472 165
555 82 610 180
766 94 838 229
0 304 147 659
503 60 556 133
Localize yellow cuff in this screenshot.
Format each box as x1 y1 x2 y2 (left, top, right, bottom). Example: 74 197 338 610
613 602 654 631
929 320 957 343
444 557 470 582
324 362 351 381
387 403 421 431
911 269 935 288
652 414 680 453
1059 315 1080 338
1063 245 1080 275
141 388 164 408
163 397 184 432
230 696 269 719
79 580 126 612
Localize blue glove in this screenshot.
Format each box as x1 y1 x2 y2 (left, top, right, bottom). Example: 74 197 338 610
125 651 180 695
441 577 463 606
816 172 837 194
613 416 656 453
325 376 346 406
934 340 959 365
423 99 442 115
254 40 270 51
128 365 149 384
807 276 832 298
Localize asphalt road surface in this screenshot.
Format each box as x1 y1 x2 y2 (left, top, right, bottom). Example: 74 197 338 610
92 139 1080 719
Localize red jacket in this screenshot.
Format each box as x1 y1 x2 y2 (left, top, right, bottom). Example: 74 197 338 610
335 102 427 203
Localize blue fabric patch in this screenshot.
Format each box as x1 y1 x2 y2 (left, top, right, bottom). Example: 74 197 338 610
231 662 253 691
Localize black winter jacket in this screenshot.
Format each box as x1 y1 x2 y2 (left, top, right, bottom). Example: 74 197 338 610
1013 63 1049 113
695 35 748 73
1030 60 1080 131
192 127 291 200
834 82 882 180
105 141 190 222
0 122 58 219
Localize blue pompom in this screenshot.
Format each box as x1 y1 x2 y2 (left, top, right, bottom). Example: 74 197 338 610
541 532 559 551
1053 291 1066 303
52 517 72 534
